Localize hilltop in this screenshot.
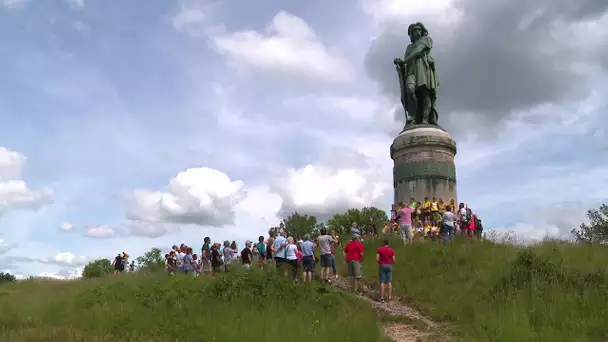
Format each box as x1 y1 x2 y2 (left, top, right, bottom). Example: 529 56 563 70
0 237 607 342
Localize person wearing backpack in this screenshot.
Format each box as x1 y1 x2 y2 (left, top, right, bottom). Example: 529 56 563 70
113 253 124 275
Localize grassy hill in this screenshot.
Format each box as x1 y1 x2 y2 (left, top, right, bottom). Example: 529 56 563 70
1 237 606 342
0 271 385 342
339 236 608 342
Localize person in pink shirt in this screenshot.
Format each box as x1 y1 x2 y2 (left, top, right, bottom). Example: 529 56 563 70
396 202 414 245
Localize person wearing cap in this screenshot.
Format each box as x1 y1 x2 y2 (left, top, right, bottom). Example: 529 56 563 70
241 241 253 269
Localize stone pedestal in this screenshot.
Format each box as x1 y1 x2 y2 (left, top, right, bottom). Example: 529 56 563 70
390 124 458 205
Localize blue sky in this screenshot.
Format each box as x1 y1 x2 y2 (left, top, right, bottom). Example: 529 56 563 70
0 0 606 278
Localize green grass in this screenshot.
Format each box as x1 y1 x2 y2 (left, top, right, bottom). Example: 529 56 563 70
0 270 385 342
3 238 607 342
339 235 608 342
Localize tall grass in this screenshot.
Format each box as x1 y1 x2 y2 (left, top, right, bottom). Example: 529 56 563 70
0 270 385 342
343 236 608 342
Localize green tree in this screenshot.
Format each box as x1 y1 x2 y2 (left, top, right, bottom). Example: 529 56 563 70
327 207 389 235
572 204 608 244
269 212 318 238
136 248 165 272
82 259 113 279
0 271 17 284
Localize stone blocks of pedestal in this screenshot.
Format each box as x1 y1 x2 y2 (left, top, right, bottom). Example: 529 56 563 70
390 124 458 205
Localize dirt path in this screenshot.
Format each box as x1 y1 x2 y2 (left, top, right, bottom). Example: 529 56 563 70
329 277 447 342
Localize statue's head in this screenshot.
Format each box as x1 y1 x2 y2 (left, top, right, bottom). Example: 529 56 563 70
408 22 428 42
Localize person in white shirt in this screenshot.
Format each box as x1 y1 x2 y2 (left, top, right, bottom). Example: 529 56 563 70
284 237 300 281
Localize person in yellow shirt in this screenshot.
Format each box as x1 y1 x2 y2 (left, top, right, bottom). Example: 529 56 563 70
422 197 431 222
438 198 446 215
431 197 438 217
414 202 422 222
423 222 432 240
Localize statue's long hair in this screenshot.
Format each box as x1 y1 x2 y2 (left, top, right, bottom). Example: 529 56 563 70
408 22 428 43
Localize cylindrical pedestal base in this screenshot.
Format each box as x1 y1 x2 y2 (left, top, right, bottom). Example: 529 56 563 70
391 124 458 205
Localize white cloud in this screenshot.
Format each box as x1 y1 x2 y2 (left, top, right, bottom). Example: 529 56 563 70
60 222 75 232
283 94 383 124
0 147 25 180
360 0 462 30
8 252 88 268
171 0 224 37
48 252 87 267
38 266 82 280
85 225 115 238
1 0 27 9
0 147 53 213
1 269 26 280
37 272 67 280
485 223 570 246
271 161 391 220
126 167 247 237
0 238 16 254
212 11 355 84
65 0 84 9
0 180 53 212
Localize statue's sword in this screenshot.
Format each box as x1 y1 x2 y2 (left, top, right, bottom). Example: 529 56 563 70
395 62 411 124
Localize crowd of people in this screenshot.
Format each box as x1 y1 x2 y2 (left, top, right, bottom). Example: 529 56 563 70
112 252 134 274
110 198 479 302
158 228 396 302
388 197 483 244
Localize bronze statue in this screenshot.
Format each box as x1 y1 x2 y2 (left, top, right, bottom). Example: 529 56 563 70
394 22 439 127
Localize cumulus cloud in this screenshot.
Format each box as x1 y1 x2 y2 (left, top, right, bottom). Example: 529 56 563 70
0 238 16 254
64 0 84 9
126 167 247 237
1 0 27 9
270 153 391 220
36 272 67 280
171 0 224 37
0 147 53 213
85 225 115 238
1 269 26 280
212 11 355 84
38 267 82 280
60 222 75 232
2 252 88 268
43 252 87 267
485 225 565 246
363 0 608 134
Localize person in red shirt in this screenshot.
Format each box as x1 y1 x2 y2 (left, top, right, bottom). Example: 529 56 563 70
343 235 365 293
376 239 395 302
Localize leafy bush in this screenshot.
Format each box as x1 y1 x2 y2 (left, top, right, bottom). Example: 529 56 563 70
0 272 16 284
81 259 113 279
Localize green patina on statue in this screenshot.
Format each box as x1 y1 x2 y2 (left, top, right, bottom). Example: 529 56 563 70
394 22 440 127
